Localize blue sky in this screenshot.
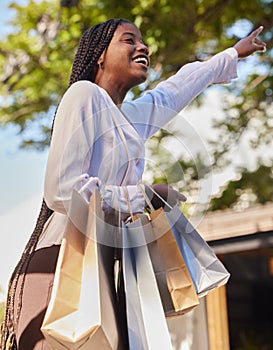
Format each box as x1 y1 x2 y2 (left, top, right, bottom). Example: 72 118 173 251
0 125 47 214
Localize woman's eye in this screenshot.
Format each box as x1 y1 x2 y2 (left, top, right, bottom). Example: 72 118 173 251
125 38 135 44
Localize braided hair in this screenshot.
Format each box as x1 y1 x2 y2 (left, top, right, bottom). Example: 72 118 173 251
0 18 131 350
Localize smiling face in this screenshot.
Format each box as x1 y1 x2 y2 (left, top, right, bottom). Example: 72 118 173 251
95 22 150 101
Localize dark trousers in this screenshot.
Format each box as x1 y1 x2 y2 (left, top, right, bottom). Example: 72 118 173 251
14 245 60 350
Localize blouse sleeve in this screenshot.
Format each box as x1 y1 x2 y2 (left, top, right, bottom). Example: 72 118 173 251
121 48 238 140
44 81 145 215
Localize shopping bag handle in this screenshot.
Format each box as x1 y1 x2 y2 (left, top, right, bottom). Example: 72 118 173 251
136 184 155 212
122 186 134 221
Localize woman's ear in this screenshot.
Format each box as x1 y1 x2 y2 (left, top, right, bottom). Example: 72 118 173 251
94 50 107 83
97 52 105 69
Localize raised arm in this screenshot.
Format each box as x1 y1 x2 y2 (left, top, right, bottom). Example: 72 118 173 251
122 27 266 140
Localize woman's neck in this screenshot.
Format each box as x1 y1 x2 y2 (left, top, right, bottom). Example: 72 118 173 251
95 77 127 105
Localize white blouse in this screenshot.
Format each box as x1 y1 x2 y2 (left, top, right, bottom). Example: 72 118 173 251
36 47 238 250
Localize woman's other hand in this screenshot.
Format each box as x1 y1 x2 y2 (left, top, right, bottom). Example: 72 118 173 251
145 183 186 211
233 26 266 59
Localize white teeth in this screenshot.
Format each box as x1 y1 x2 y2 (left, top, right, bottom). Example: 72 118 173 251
133 57 148 66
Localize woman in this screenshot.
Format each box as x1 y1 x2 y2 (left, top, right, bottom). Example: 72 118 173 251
1 18 266 350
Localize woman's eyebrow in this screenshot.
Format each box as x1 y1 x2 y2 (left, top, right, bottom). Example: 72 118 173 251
121 31 136 36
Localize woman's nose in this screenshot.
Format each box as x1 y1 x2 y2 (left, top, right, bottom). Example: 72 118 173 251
137 42 149 56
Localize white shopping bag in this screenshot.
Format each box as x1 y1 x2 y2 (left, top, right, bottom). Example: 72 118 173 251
122 219 173 350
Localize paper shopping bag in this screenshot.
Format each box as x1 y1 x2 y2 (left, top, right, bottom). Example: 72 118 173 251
122 219 173 350
136 210 199 317
167 205 230 297
41 189 121 349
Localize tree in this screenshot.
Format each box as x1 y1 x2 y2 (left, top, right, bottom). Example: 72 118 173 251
210 163 273 210
1 0 273 209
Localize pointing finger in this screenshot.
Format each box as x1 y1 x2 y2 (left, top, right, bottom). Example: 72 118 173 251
251 26 264 39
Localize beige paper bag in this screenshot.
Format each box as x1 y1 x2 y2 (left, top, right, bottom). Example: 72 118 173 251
41 189 121 349
137 209 199 317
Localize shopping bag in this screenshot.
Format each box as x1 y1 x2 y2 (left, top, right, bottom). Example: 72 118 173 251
166 205 230 297
41 189 121 349
122 219 173 350
136 210 199 317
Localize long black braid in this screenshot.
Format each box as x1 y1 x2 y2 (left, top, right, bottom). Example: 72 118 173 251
0 18 130 350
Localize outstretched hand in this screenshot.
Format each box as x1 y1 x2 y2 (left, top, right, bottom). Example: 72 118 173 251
233 26 267 59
